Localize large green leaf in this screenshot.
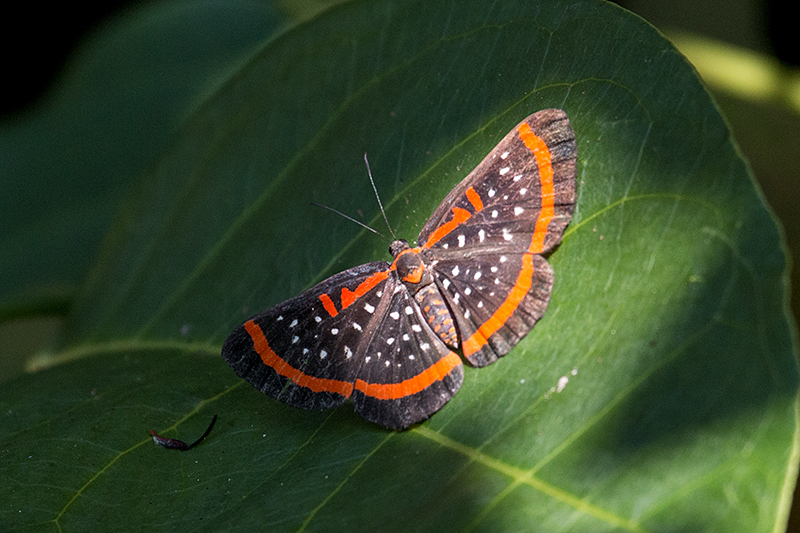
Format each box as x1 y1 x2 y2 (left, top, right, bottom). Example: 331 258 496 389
1 0 797 531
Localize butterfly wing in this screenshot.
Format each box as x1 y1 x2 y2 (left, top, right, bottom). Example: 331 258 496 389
221 262 391 411
351 276 463 429
418 109 577 366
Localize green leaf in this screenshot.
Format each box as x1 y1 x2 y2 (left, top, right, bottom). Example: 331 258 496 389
0 0 282 319
2 0 797 531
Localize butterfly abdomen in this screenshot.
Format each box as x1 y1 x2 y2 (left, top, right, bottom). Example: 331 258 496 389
414 283 458 348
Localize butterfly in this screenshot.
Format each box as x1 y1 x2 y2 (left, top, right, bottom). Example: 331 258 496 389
222 109 577 429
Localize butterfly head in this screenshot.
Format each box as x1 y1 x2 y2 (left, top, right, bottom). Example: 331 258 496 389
389 239 410 257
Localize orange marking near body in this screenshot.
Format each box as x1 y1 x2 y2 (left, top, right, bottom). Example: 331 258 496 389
244 320 354 397
402 264 424 284
319 293 338 317
354 352 462 400
340 270 389 310
422 207 472 249
465 186 483 212
462 123 554 357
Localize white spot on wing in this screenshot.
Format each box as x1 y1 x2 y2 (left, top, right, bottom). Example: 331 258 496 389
344 346 353 359
390 311 400 320
499 167 510 175
514 206 524 216
458 235 465 247
289 319 298 328
331 328 339 335
405 306 414 315
474 271 482 280
492 210 498 218
488 189 496 197
502 228 513 241
478 229 485 242
320 350 328 359
501 151 510 159
352 322 362 331
412 324 422 332
364 303 375 313
292 336 299 344
452 265 460 277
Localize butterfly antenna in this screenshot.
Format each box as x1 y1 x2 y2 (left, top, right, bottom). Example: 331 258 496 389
310 202 392 243
364 153 397 241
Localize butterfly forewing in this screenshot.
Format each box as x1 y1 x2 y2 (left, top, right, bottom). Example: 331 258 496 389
221 262 390 410
417 108 576 255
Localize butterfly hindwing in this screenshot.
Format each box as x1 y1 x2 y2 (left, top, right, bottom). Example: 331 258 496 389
221 262 390 411
351 276 464 429
432 251 554 366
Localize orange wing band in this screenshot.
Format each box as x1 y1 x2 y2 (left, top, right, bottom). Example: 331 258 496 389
246 321 462 401
245 320 354 397
318 293 339 317
517 122 555 254
355 352 462 400
423 206 472 249
341 270 389 310
465 186 484 212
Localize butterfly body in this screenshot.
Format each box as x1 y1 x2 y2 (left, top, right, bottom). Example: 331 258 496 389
222 109 577 429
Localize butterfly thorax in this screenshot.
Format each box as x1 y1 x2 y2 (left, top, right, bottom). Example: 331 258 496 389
390 239 459 348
